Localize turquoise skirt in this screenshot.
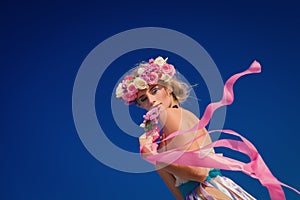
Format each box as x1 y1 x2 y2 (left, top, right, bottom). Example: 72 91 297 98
178 168 222 198
178 169 256 200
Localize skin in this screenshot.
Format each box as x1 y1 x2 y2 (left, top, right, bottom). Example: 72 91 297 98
135 84 175 111
137 84 221 200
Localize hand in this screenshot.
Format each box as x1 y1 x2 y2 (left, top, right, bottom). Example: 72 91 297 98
139 133 157 158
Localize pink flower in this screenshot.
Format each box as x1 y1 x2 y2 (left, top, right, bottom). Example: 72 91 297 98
143 107 160 123
140 106 161 134
116 56 177 105
122 92 137 102
143 114 150 120
147 107 160 120
169 64 175 76
143 64 152 72
124 75 133 81
162 64 175 76
146 72 158 85
127 83 138 94
150 64 160 73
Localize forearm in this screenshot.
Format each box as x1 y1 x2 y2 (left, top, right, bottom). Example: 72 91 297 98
157 162 209 183
156 167 184 200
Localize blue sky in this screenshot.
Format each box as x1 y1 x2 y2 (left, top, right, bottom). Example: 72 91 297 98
1 1 299 199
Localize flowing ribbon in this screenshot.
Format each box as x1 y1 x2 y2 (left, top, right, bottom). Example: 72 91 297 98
140 61 300 200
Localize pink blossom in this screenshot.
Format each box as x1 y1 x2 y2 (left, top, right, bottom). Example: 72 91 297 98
143 114 150 120
150 64 160 73
148 58 154 63
143 64 152 73
122 92 137 102
124 75 133 81
146 107 160 120
127 83 138 94
162 64 175 76
146 72 158 85
139 72 148 81
141 106 161 134
168 64 175 76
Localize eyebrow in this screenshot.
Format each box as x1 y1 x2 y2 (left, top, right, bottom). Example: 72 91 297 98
149 85 156 91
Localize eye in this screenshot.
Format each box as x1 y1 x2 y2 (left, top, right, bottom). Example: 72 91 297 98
140 96 148 102
151 87 158 94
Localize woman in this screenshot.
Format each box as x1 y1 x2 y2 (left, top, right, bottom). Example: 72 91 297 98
116 56 256 199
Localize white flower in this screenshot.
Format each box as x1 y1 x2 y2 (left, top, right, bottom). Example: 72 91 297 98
160 73 172 82
134 77 149 90
154 56 167 67
116 83 124 98
139 123 145 128
137 67 145 75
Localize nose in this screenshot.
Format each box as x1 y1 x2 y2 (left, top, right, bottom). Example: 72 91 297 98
147 93 156 107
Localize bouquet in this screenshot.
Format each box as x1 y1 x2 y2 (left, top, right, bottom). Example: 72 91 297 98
139 106 161 142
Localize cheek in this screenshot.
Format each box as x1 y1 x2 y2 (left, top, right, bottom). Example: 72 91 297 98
160 88 168 96
159 90 170 102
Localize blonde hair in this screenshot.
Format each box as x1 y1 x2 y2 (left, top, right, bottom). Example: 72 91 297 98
157 77 191 103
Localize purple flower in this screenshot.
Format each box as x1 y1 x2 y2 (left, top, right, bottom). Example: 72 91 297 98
140 106 161 134
148 58 154 63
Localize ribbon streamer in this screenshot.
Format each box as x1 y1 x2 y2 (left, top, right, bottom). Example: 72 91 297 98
141 61 300 200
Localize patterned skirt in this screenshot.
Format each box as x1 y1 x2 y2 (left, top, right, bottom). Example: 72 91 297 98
179 169 256 200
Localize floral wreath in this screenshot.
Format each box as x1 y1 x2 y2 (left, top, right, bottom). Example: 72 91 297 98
115 56 176 104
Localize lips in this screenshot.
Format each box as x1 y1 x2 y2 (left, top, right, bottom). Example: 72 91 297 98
151 103 162 110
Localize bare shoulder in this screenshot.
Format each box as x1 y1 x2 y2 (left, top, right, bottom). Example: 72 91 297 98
159 107 182 134
159 107 199 133
181 108 200 121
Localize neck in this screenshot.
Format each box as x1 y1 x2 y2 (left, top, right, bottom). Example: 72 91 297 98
169 97 179 108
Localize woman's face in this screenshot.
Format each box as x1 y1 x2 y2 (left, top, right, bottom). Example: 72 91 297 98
136 85 172 111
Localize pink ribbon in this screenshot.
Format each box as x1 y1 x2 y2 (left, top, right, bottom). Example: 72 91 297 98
141 61 300 200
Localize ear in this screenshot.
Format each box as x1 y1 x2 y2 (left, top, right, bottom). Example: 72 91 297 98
166 87 173 95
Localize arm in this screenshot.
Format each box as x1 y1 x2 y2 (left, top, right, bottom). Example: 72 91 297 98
139 133 157 158
158 108 210 182
139 134 184 200
157 162 209 183
156 167 184 200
